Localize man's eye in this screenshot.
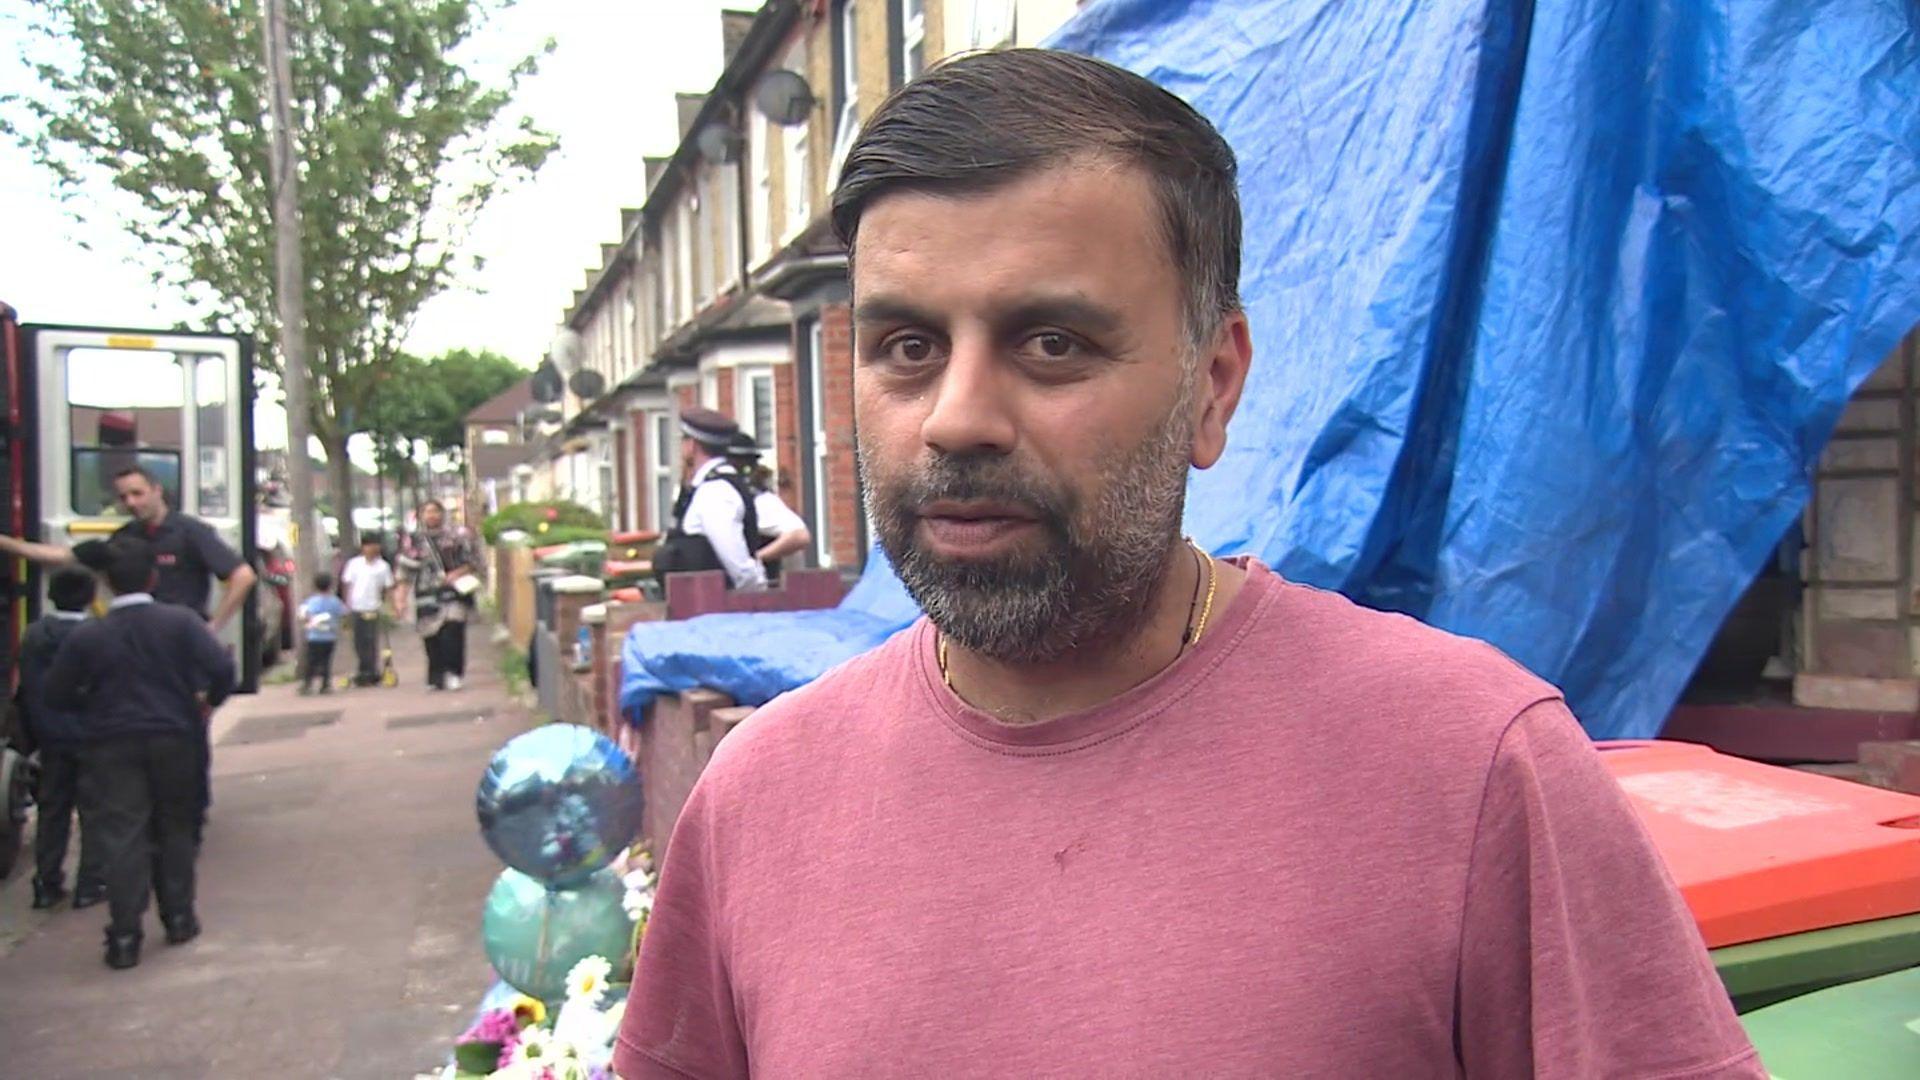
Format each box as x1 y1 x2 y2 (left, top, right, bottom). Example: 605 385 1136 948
884 335 938 364
1022 332 1083 361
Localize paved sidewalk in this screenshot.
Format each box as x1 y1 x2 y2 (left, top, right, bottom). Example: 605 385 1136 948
0 623 534 1079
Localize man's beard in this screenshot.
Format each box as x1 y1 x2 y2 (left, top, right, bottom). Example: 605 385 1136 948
862 388 1196 665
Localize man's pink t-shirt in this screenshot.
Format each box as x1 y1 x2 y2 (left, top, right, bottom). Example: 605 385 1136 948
615 562 1762 1078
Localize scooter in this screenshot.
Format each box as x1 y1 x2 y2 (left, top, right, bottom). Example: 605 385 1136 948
339 613 400 690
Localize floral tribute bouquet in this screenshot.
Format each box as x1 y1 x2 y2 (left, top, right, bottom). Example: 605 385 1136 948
422 847 658 1080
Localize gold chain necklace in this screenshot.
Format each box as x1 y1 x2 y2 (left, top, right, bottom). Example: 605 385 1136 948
937 539 1217 691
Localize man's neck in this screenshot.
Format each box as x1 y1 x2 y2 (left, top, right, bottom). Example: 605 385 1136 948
145 505 168 528
940 543 1248 724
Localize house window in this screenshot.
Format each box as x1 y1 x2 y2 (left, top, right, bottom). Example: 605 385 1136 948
783 123 810 243
649 411 677 532
737 366 777 453
897 0 926 85
700 368 720 410
661 215 680 327
969 0 1015 48
749 97 773 264
721 156 744 288
620 294 636 377
480 428 511 446
689 185 709 310
829 0 860 185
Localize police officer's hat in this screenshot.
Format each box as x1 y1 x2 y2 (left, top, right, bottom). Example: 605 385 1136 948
725 431 762 461
679 406 739 449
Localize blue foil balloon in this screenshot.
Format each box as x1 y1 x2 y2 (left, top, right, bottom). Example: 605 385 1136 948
476 723 644 886
481 867 636 1004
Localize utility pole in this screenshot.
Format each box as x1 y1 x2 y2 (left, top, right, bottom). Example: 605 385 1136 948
261 0 320 605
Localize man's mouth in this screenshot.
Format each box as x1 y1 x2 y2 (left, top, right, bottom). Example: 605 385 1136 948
916 500 1042 555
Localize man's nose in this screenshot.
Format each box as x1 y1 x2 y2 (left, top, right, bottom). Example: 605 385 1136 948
920 335 1017 457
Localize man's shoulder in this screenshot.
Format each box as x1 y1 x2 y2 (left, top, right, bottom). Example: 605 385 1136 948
700 625 922 779
1247 572 1562 738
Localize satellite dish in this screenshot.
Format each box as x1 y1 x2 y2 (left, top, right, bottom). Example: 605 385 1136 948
756 69 815 126
697 124 745 164
551 329 584 371
530 361 564 404
569 369 607 400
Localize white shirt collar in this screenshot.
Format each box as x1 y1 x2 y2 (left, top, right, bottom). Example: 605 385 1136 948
50 610 87 621
689 457 728 485
109 593 155 610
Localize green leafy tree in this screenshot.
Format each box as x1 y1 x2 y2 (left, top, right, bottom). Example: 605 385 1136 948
414 347 526 462
1 0 556 517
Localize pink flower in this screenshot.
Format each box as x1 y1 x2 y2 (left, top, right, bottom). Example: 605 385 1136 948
459 1008 519 1045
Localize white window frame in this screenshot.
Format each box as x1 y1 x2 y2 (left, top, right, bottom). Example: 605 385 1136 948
748 97 773 265
807 320 832 568
721 158 743 293
647 410 676 533
898 0 926 84
736 364 778 456
689 182 709 311
969 0 1015 49
782 123 810 244
675 201 695 324
661 214 681 328
699 367 720 410
828 0 861 188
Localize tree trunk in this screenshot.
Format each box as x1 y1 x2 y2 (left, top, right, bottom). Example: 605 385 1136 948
323 429 353 553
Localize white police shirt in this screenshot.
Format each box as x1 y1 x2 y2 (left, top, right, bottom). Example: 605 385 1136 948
683 457 768 590
753 489 807 542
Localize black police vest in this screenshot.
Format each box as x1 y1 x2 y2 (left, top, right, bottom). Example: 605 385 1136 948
652 471 762 588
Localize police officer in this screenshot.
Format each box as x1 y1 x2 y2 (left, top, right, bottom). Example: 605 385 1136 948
725 432 813 583
0 464 257 628
651 407 766 591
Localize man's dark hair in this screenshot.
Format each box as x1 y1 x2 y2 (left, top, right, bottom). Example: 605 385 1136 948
314 571 334 592
359 532 383 550
47 567 97 613
830 48 1241 349
102 537 156 596
112 464 158 486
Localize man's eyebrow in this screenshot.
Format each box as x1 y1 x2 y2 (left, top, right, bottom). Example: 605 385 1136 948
852 294 1127 336
852 296 939 327
993 296 1125 337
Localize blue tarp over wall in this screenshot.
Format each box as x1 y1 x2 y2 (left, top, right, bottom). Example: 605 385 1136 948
624 0 1920 738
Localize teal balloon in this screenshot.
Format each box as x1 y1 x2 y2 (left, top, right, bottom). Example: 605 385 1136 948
482 867 636 1004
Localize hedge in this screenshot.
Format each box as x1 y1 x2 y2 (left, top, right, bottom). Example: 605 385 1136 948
481 500 604 543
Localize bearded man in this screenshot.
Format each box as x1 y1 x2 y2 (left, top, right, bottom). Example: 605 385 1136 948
613 49 1761 1079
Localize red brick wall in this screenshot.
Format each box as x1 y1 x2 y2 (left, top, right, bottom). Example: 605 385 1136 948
819 303 861 566
774 360 800 504
716 368 738 422
674 384 696 410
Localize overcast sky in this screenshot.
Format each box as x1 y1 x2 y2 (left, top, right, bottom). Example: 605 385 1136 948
0 0 752 452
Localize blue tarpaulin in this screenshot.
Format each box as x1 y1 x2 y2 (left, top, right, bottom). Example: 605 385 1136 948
624 0 1920 739
619 547 921 719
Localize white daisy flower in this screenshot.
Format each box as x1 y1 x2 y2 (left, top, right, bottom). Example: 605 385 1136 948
566 955 614 1005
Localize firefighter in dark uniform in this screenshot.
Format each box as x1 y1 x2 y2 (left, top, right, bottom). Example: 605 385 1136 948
0 464 255 838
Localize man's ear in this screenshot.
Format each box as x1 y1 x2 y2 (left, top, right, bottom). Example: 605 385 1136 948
1191 312 1253 470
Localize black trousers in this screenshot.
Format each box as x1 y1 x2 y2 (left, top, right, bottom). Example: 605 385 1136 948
352 614 381 684
301 640 336 690
425 617 467 687
80 734 202 936
33 743 104 892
